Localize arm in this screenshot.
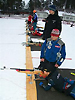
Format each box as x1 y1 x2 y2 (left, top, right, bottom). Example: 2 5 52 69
32 14 37 21
42 15 49 22
56 44 66 66
56 17 62 33
39 79 54 91
40 40 47 59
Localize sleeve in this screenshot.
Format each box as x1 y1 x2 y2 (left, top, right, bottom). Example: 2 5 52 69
56 17 62 33
40 40 47 58
56 44 66 66
32 14 37 21
41 79 54 91
64 77 74 84
42 17 48 22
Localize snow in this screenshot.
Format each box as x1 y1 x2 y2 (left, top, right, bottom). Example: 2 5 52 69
31 38 44 43
0 18 26 68
60 23 75 69
0 15 75 100
0 18 26 100
0 70 26 100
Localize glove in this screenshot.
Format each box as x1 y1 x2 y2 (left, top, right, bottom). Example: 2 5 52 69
42 19 46 22
39 82 43 86
64 77 68 81
38 61 45 71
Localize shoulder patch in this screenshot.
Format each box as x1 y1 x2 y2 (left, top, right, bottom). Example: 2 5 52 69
47 38 52 42
58 39 65 46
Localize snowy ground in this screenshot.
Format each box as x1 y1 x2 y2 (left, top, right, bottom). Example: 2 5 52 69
0 18 26 100
0 16 75 100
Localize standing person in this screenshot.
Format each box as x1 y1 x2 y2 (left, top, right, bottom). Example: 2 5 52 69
42 5 62 40
27 13 32 30
32 10 38 32
38 29 66 74
28 13 32 24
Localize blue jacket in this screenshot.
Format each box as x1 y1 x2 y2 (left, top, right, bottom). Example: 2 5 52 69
40 38 66 66
32 13 38 22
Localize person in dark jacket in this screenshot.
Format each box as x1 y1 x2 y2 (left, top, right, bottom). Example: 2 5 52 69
39 29 66 73
39 69 75 99
42 5 62 40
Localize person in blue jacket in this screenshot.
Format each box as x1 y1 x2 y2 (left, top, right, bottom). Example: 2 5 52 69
38 29 75 99
32 10 38 32
39 29 66 74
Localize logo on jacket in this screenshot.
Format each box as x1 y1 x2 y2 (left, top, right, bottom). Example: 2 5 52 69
57 73 60 79
55 45 60 48
47 41 52 49
52 20 56 23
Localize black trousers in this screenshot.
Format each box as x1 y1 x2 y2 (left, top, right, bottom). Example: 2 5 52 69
39 59 56 73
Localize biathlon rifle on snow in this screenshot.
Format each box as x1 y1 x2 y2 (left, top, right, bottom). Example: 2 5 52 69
0 66 47 78
0 66 38 71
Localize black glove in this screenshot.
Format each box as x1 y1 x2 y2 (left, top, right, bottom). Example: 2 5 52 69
38 61 45 71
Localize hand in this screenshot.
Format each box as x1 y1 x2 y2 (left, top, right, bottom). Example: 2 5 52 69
42 19 46 22
39 82 43 86
55 64 59 68
38 61 44 70
44 71 50 76
40 58 44 62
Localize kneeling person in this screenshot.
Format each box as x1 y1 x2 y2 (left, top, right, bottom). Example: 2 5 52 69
39 69 75 99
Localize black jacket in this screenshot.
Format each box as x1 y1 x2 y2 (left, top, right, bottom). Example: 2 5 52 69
43 12 62 39
47 70 64 92
46 70 75 95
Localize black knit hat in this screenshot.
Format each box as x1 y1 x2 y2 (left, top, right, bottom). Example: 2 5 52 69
44 63 56 73
49 5 56 11
38 61 56 74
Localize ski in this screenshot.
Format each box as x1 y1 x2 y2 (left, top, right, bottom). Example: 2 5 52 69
22 42 43 46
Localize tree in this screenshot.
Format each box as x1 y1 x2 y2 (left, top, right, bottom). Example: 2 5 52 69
29 0 34 14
